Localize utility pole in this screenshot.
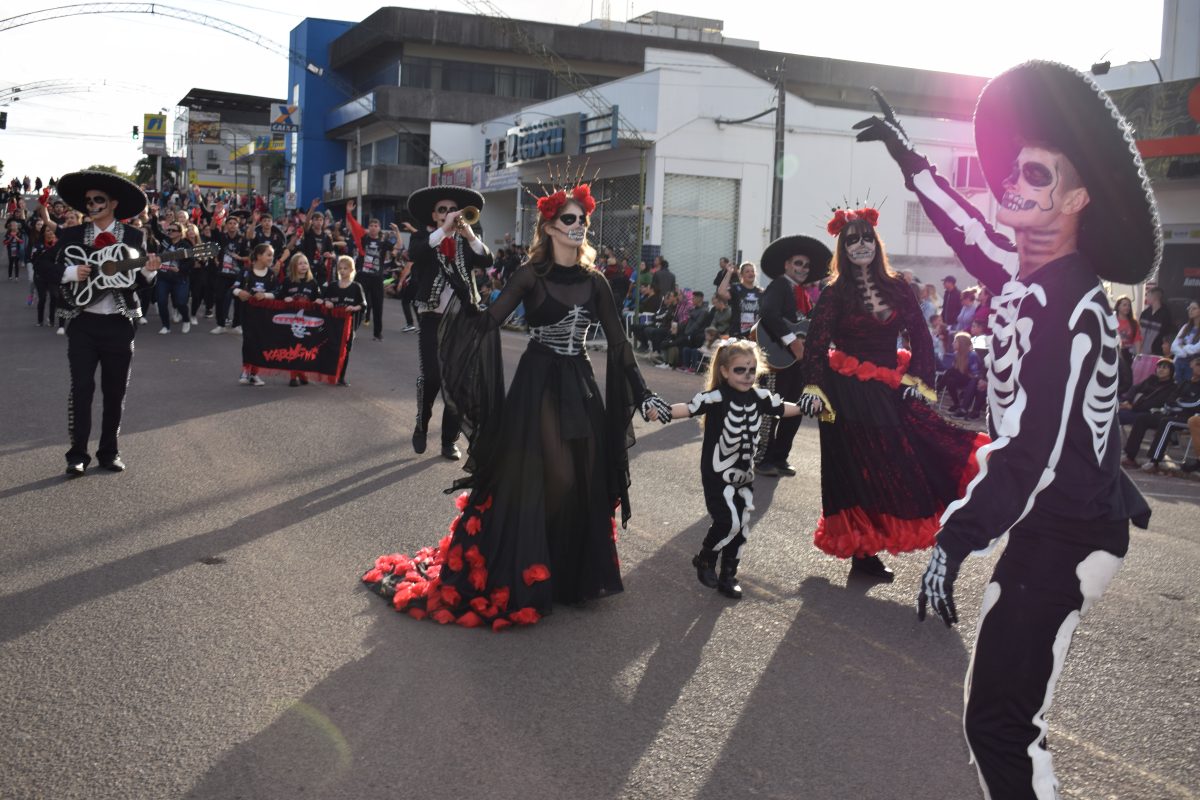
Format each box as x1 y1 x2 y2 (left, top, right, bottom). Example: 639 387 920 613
770 60 786 242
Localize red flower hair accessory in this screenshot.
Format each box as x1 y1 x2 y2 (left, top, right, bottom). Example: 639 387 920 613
826 207 880 237
537 185 597 219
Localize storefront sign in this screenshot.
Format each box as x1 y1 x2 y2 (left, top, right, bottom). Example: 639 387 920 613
489 114 584 168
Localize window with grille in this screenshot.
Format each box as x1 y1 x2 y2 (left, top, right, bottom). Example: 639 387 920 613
662 175 740 292
905 200 939 235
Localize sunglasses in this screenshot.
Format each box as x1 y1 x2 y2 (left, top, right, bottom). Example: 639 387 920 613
85 195 110 207
167 227 182 233
728 366 755 376
557 213 587 226
844 232 876 246
435 205 459 214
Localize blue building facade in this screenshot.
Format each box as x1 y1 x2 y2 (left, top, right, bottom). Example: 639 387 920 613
287 18 354 210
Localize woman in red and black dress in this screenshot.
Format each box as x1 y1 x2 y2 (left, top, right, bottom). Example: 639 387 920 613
799 208 986 581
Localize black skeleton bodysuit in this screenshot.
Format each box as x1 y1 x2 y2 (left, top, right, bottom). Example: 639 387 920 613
688 386 784 561
911 165 1150 799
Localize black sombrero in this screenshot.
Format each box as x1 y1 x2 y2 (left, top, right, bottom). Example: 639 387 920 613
56 171 147 220
974 60 1162 284
760 235 832 283
407 186 484 226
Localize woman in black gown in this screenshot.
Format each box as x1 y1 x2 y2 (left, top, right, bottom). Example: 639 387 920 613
362 184 668 630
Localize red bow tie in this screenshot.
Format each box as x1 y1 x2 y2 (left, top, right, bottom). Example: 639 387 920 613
93 232 117 249
439 236 456 260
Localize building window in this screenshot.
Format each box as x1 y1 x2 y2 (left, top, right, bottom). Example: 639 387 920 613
374 135 399 165
400 57 432 89
397 134 430 167
360 141 374 169
662 174 740 292
905 200 939 235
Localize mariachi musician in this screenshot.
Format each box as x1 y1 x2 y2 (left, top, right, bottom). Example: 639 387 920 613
406 185 493 460
754 235 831 477
53 170 161 476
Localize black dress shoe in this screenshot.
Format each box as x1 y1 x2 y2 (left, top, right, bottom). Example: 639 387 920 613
850 554 895 582
775 462 797 476
65 462 86 478
441 443 462 461
99 457 126 472
412 424 428 454
755 462 781 477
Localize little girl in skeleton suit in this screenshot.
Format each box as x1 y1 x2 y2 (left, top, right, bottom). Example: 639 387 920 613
654 339 804 598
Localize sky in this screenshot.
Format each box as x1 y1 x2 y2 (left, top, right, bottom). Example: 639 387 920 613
0 0 1165 183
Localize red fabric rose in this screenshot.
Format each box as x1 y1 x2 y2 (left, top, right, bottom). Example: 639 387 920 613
881 370 902 389
895 349 912 372
857 207 880 226
490 586 510 611
426 591 443 612
537 190 567 220
611 517 618 543
492 618 512 632
362 568 384 584
855 362 878 381
432 609 455 625
425 564 441 580
438 535 452 557
456 611 483 628
407 608 427 621
465 516 482 536
841 355 860 372
475 495 494 513
570 184 597 215
509 607 541 625
93 232 117 249
454 492 470 511
468 567 488 592
469 596 497 618
441 585 461 606
392 585 414 608
464 546 485 569
828 350 846 370
446 545 463 572
449 516 460 534
522 564 550 586
826 209 848 236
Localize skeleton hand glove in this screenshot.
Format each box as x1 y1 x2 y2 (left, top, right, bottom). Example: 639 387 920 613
917 544 962 627
852 88 929 186
640 395 673 425
797 393 825 418
902 385 928 404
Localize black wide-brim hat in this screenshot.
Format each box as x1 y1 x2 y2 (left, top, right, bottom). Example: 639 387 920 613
56 170 147 220
760 234 832 283
974 60 1162 284
407 186 484 226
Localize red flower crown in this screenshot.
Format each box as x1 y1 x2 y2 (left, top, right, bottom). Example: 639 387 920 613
826 206 880 236
537 184 597 220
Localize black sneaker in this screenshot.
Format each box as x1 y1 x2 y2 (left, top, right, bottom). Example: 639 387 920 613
850 554 895 582
99 456 126 472
65 462 86 478
441 443 462 461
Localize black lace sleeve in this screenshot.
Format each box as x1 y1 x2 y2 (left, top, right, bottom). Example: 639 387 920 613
593 271 647 526
799 287 839 404
899 285 936 388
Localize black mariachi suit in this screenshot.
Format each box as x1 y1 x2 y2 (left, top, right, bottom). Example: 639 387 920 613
757 275 805 467
53 222 153 467
911 165 1150 799
408 227 493 446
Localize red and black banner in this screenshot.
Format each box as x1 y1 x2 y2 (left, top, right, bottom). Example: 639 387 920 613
240 298 352 383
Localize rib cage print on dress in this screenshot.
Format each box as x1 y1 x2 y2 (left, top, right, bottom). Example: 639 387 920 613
529 304 592 356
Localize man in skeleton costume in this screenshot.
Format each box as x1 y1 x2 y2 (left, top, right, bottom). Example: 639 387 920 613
754 235 830 476
407 186 493 460
855 62 1158 799
53 171 162 476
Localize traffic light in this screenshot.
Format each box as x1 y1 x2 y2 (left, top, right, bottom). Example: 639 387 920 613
0 112 7 130
132 125 139 140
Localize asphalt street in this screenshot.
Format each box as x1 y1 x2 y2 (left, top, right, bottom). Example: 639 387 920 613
0 277 1196 800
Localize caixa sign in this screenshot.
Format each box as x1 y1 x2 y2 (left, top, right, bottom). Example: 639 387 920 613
499 114 583 168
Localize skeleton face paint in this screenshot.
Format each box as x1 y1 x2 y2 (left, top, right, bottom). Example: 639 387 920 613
996 146 1078 229
845 229 876 268
549 201 588 245
785 254 810 283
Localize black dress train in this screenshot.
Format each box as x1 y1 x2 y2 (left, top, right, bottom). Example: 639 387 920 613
362 263 653 629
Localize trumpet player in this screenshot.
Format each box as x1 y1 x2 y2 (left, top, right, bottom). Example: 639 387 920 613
406 186 492 460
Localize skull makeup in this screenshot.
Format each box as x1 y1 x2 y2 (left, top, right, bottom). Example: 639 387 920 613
844 228 876 268
997 146 1088 228
567 228 586 243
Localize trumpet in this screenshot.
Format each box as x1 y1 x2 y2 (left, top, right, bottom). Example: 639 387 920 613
455 206 480 228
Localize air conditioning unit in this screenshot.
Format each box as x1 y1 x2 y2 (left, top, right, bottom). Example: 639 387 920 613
952 155 988 191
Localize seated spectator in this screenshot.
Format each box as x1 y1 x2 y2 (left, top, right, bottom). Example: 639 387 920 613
655 290 710 368
929 313 952 368
682 327 723 373
941 331 985 419
954 288 978 333
1124 355 1200 468
1170 301 1200 383
634 289 679 354
1118 358 1176 425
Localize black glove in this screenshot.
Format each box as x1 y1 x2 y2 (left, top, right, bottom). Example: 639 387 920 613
852 88 929 185
640 394 673 425
902 384 928 404
797 393 825 418
917 544 962 627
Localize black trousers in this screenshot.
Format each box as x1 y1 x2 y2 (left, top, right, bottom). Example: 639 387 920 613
359 272 384 338
701 480 753 562
416 312 460 445
66 313 136 465
215 273 238 327
35 277 58 325
761 361 804 466
964 519 1127 799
